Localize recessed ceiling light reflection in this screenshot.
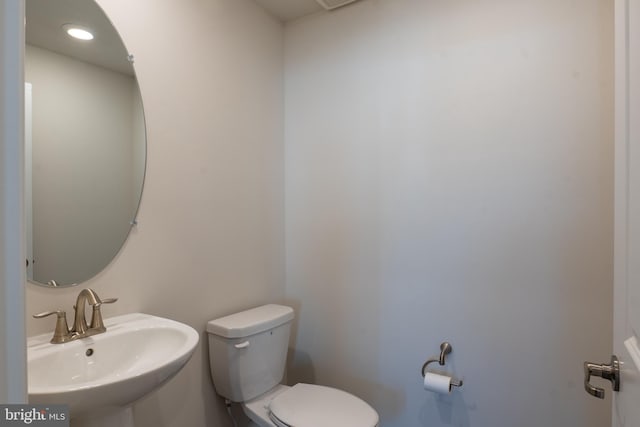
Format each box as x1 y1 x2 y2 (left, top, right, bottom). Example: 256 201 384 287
62 24 94 41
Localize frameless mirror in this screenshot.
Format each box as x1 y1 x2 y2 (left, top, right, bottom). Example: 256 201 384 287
25 0 146 287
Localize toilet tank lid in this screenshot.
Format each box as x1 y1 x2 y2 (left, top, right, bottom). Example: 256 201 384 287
206 304 294 338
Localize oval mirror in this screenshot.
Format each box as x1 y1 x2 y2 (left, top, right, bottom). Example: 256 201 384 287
25 0 146 287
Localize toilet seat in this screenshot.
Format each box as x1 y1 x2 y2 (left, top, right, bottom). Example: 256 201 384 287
267 383 379 427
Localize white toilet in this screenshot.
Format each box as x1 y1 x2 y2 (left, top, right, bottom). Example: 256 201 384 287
207 304 379 427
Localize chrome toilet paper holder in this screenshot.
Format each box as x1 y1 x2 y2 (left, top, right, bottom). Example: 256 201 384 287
421 342 463 388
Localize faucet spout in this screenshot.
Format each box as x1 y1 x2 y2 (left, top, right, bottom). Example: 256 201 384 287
73 288 101 335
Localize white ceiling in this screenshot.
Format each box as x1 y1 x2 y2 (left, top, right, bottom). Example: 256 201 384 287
252 0 324 22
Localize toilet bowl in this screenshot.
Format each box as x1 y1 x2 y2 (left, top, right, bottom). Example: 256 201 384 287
207 304 379 427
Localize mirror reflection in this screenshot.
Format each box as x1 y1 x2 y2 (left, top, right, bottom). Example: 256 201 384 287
25 0 146 287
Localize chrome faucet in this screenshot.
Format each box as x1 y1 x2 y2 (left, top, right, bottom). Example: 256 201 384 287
33 288 118 344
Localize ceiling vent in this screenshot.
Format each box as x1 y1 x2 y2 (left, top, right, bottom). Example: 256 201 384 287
315 0 360 11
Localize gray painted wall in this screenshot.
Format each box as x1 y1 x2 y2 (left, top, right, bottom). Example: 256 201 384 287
284 0 614 425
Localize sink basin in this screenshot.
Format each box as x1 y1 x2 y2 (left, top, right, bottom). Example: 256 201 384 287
28 313 199 424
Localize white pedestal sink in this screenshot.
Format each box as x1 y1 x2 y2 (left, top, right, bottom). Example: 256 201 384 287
27 313 199 427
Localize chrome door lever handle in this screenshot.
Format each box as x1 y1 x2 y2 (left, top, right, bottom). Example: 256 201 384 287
584 355 620 399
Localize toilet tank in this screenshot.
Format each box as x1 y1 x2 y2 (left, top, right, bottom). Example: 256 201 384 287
207 304 294 402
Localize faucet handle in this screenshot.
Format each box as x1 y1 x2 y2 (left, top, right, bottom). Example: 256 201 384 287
89 297 118 331
33 310 64 319
33 310 72 344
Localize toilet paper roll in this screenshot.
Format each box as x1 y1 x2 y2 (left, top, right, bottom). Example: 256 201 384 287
423 372 453 394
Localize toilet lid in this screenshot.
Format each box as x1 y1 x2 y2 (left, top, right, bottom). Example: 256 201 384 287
268 383 379 427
